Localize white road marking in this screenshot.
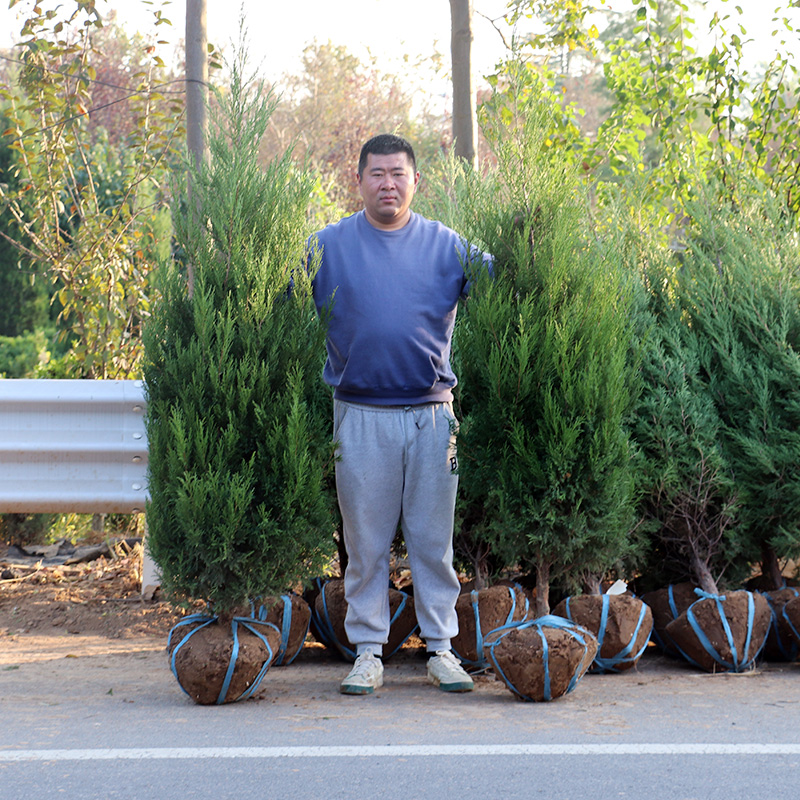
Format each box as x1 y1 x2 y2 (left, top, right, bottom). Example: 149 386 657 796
2 744 800 761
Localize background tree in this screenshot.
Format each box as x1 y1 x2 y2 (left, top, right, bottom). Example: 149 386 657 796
450 0 478 166
594 1 800 215
0 0 181 378
261 41 445 219
0 110 48 338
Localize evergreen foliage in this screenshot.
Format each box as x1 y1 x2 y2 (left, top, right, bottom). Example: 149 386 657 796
628 228 740 595
438 76 641 613
678 188 800 588
143 54 334 616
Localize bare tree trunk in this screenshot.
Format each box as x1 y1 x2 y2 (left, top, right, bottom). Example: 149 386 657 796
690 552 719 596
761 543 785 590
185 0 209 296
449 0 477 168
534 560 551 617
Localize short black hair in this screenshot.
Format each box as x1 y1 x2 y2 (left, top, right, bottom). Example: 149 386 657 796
358 134 416 177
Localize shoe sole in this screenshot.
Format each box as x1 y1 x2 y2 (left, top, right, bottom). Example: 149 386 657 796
339 679 384 695
428 675 474 692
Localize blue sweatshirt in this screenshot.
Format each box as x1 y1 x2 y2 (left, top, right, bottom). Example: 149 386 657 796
311 210 487 405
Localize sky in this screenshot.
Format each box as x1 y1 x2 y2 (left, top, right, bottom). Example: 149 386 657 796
1 0 798 93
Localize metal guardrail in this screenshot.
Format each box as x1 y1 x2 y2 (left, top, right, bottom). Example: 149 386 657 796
0 379 149 513
0 379 160 593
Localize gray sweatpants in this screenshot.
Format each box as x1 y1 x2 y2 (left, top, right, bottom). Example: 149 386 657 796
333 399 461 656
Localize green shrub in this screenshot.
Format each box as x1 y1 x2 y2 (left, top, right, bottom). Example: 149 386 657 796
0 330 51 377
143 54 335 617
679 187 800 589
430 76 641 613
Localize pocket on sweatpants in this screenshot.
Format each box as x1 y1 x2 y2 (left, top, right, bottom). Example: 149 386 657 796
333 400 350 438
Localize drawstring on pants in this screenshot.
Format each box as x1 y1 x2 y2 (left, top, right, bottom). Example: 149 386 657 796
404 405 421 429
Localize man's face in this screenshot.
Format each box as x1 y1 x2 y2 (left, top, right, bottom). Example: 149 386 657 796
357 151 420 230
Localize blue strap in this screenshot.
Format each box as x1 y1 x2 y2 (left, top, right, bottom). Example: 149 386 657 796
270 595 294 666
169 614 217 698
740 592 756 666
281 594 311 666
539 625 552 701
231 618 279 701
667 585 679 619
485 637 522 700
308 577 332 647
597 596 609 651
217 618 243 704
320 581 356 660
214 616 280 704
469 590 485 666
386 591 418 657
686 598 729 669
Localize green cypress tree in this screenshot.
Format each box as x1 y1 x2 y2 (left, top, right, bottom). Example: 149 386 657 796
678 187 800 589
143 54 334 619
630 253 741 595
443 73 641 614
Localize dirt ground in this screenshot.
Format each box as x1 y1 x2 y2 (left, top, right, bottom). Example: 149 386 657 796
0 541 187 641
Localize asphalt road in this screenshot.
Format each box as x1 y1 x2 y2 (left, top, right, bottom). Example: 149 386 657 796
2 638 799 799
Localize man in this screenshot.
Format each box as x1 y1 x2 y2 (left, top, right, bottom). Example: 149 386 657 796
311 133 490 695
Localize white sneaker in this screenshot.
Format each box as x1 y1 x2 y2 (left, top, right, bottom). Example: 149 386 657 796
339 648 384 695
427 650 474 692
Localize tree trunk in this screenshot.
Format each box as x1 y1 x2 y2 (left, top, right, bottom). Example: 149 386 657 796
185 0 209 296
582 573 603 595
91 513 105 537
761 543 785 590
690 553 719 596
449 0 477 168
534 560 551 617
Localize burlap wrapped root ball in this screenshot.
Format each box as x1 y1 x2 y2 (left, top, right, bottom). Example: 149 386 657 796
167 612 282 705
553 593 653 673
483 615 598 702
760 588 800 662
781 594 800 652
665 590 771 672
640 583 699 656
313 578 417 660
452 582 533 668
257 594 312 666
303 576 332 647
